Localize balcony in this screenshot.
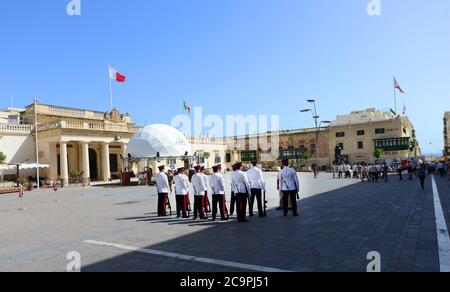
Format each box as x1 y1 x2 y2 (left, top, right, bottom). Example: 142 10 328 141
36 121 140 133
0 124 33 135
373 137 411 151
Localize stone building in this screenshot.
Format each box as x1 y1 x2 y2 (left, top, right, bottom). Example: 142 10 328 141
329 108 421 164
21 103 139 185
226 127 331 170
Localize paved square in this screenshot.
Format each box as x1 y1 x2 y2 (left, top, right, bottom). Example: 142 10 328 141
0 173 448 272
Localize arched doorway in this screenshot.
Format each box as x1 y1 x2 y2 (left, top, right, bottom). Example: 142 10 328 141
89 148 98 181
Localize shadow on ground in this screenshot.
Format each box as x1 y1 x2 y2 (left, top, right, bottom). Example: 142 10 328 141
83 176 440 272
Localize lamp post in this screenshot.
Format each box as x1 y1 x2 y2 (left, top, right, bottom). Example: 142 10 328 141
300 100 330 167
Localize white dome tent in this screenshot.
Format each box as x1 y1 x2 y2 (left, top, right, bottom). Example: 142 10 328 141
127 124 192 159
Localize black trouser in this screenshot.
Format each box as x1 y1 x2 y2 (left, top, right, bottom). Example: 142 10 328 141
439 169 445 178
203 191 211 217
193 195 206 219
176 195 188 218
419 176 426 190
249 189 263 217
282 191 298 216
236 193 248 222
398 171 403 180
157 193 168 216
229 192 237 215
212 194 227 220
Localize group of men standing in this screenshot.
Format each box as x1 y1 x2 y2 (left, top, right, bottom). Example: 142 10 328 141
155 158 300 223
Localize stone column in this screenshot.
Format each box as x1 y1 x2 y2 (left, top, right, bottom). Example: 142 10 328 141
121 143 128 172
102 143 111 182
81 142 90 185
60 142 69 186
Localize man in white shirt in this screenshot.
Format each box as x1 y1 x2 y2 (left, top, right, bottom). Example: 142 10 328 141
279 159 300 217
246 160 266 217
200 166 211 217
231 162 251 223
155 165 170 217
191 165 207 220
209 164 228 221
174 167 190 218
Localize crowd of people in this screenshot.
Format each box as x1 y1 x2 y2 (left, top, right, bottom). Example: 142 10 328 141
333 159 450 190
155 159 300 223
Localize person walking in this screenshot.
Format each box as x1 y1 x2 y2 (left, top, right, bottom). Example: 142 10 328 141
156 165 170 217
231 162 251 223
174 167 190 218
417 163 427 190
397 163 404 180
246 160 266 217
279 159 300 217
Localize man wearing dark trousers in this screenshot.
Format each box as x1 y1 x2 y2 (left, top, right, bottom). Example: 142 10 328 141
231 162 251 223
279 159 300 217
191 165 207 220
174 167 190 218
209 164 228 221
246 160 266 217
229 164 238 216
155 165 170 217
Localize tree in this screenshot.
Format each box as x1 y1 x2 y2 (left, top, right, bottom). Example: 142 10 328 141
373 148 384 160
0 152 6 163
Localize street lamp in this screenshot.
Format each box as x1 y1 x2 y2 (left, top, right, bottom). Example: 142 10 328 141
300 100 330 168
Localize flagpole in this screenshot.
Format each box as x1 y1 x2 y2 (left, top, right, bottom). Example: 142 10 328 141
109 77 113 111
109 63 114 111
393 76 398 114
34 97 40 190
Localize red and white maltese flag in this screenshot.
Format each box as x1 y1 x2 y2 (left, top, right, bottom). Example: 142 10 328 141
109 66 126 83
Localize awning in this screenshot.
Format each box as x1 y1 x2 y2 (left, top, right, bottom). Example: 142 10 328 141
0 164 15 171
19 163 50 170
0 163 50 171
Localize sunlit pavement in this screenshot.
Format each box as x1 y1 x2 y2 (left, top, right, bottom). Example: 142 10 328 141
0 173 448 272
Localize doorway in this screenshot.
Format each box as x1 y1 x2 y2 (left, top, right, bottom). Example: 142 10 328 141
89 148 98 180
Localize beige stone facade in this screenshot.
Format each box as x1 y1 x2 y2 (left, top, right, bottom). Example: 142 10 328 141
329 108 420 164
227 128 331 170
21 103 139 185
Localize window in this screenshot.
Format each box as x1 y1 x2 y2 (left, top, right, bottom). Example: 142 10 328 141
214 153 221 164
357 141 364 149
357 130 365 136
225 153 231 163
109 154 118 172
375 128 385 134
336 132 345 138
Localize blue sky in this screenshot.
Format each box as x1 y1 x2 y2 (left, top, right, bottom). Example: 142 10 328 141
1 0 449 154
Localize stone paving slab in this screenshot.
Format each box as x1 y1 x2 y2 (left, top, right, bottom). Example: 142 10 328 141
0 173 446 272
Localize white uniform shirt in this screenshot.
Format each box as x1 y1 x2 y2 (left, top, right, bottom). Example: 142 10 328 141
231 170 251 194
209 173 225 195
174 174 190 196
246 166 265 190
156 172 170 194
279 167 300 192
201 173 209 191
191 173 206 196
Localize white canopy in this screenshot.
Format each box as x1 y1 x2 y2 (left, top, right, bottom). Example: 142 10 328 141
127 124 192 159
19 163 50 170
0 164 15 171
0 163 49 171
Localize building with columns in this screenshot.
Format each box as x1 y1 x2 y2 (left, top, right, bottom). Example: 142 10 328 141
21 103 140 186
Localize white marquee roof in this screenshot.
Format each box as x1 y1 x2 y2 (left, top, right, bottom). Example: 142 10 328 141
127 124 192 159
